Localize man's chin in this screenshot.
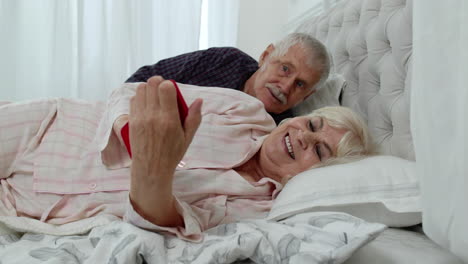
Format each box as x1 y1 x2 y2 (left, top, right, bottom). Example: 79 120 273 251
259 95 287 114
265 105 287 114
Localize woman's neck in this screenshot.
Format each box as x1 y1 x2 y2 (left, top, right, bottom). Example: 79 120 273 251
234 152 265 183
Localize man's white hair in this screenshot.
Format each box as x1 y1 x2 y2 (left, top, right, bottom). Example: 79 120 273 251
269 33 331 91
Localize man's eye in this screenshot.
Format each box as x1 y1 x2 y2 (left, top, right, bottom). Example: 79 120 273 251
282 65 289 72
296 81 304 88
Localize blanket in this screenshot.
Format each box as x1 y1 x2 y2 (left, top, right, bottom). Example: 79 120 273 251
0 212 385 264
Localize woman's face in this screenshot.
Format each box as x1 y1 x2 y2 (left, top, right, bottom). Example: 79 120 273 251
259 115 347 184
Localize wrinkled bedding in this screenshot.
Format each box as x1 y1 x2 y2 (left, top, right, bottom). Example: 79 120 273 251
0 212 384 264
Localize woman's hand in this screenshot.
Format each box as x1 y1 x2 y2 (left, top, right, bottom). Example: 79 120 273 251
129 76 203 226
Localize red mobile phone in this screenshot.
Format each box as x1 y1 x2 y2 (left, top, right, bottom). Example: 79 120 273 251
120 80 189 157
170 79 189 124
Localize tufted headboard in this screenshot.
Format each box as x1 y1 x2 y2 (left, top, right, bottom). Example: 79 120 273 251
295 0 414 160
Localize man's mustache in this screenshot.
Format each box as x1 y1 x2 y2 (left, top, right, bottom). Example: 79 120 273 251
265 83 287 105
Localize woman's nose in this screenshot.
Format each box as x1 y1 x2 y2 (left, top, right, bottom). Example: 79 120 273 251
298 130 317 149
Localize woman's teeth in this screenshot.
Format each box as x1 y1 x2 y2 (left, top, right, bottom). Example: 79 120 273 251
285 134 295 159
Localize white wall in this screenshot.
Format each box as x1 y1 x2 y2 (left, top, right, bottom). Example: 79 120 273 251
236 0 288 60
286 0 325 32
236 0 326 60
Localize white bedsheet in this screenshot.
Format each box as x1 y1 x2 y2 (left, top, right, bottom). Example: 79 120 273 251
345 228 464 264
0 212 384 264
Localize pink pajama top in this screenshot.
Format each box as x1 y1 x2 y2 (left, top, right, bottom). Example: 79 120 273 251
0 83 279 241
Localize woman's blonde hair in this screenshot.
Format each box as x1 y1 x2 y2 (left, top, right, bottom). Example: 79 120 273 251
306 106 376 168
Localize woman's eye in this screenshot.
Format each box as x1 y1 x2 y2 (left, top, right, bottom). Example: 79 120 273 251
296 81 304 88
309 120 315 131
315 145 322 161
282 65 289 72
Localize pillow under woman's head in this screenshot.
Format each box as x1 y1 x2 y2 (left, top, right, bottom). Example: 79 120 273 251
268 155 421 227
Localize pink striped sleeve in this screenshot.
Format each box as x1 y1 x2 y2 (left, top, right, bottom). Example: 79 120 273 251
96 83 141 168
123 196 204 242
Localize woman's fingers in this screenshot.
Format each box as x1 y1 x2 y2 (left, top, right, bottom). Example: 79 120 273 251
156 80 202 146
146 76 164 109
132 76 165 117
130 79 202 165
158 80 180 120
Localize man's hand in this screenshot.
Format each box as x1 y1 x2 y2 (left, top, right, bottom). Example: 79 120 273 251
128 76 203 226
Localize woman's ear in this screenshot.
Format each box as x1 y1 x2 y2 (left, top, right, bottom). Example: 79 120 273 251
258 44 275 67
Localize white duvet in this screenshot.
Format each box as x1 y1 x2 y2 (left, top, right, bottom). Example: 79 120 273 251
0 212 385 264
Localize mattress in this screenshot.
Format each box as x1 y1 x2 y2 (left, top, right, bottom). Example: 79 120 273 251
344 228 463 264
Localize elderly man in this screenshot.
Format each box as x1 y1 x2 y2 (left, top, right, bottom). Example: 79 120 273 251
126 33 330 124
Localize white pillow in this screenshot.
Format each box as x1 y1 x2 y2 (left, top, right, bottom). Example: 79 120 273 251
268 156 422 227
292 73 345 116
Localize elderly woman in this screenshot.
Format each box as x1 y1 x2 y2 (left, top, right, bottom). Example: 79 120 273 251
0 77 372 241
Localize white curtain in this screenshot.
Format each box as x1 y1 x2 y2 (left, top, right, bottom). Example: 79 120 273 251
412 0 468 262
205 0 239 48
0 0 204 101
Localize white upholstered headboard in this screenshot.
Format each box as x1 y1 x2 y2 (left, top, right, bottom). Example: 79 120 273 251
290 1 468 261
295 0 414 160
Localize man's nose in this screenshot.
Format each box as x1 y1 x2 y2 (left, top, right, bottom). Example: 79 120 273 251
279 76 295 95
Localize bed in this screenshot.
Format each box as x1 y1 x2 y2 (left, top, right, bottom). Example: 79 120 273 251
289 0 465 263
0 0 465 263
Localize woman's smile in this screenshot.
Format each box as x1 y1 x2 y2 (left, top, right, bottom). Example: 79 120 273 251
284 133 295 159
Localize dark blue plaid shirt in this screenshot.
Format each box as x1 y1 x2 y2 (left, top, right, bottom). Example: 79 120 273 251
126 47 292 124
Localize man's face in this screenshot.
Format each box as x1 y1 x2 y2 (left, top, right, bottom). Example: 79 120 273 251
251 44 322 114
